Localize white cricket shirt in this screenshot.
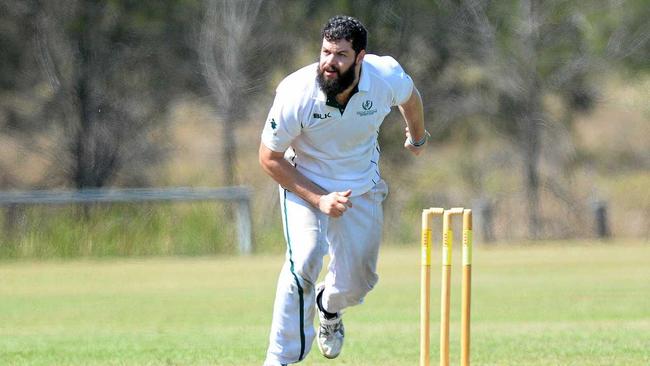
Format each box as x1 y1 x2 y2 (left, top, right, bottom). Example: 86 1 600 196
261 54 413 196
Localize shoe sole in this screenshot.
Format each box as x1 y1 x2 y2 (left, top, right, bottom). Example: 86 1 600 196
317 342 341 359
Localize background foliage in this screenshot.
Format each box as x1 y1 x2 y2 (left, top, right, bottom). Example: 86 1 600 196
0 0 648 256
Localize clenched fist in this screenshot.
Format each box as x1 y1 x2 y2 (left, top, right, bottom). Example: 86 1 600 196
403 126 428 156
318 190 353 217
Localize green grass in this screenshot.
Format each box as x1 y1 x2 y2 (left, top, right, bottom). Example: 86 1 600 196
1 240 648 365
0 203 288 258
0 203 241 258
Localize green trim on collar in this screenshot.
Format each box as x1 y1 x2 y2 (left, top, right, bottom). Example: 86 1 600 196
325 83 359 115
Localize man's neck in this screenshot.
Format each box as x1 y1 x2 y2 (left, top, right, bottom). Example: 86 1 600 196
335 83 357 105
335 65 362 105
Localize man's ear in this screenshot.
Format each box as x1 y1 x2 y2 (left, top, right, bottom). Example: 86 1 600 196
356 50 366 64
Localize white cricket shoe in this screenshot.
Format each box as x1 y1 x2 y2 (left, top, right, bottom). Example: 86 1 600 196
316 283 345 359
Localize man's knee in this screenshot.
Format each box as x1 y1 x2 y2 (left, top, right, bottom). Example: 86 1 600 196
328 275 379 309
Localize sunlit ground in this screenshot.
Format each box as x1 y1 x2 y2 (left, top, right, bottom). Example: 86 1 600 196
1 240 648 365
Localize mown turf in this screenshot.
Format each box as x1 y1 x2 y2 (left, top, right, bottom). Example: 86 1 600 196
1 240 648 365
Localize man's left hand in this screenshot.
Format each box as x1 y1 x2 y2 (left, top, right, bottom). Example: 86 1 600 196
403 127 429 156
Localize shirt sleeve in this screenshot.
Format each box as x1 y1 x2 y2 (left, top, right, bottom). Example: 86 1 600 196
381 56 414 106
392 72 414 106
261 88 302 153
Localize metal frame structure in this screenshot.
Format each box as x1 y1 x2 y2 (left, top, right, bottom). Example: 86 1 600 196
0 186 253 255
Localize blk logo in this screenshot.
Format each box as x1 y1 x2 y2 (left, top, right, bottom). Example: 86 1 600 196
313 112 331 119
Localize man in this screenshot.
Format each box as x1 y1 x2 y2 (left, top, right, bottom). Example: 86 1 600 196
259 15 428 366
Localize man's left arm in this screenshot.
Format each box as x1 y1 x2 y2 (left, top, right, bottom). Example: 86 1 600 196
398 86 428 156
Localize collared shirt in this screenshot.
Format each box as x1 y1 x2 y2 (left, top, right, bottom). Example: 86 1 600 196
261 54 414 196
325 83 359 114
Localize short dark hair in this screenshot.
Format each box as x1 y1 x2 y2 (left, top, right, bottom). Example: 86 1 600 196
321 15 368 54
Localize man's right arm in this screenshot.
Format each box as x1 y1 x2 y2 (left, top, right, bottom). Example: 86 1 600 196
258 143 352 217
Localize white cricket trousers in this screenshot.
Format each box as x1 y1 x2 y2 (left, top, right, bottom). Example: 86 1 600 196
264 180 388 365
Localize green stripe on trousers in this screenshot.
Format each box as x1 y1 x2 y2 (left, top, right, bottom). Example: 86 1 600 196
282 189 305 361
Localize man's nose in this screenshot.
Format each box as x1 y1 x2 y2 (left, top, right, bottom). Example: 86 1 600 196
323 53 335 65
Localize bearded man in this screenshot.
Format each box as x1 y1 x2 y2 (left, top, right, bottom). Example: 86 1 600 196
259 15 428 366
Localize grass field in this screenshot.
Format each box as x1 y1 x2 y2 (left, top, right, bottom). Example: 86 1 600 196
1 240 648 365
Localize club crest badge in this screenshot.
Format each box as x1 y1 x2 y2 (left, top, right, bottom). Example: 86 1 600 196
358 100 377 116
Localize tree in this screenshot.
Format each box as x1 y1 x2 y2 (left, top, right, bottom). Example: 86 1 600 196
29 0 200 188
0 0 42 189
198 0 288 187
457 0 649 238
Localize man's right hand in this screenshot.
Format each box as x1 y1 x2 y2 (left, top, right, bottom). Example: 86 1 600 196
318 190 353 217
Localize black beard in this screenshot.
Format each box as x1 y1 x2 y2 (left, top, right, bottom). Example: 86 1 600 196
316 60 357 97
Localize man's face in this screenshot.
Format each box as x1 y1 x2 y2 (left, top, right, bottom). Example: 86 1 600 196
316 38 364 96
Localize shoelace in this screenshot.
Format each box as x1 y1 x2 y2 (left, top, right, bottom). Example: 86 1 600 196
320 321 342 337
